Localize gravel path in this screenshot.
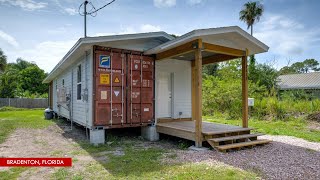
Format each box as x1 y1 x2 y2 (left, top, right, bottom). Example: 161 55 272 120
176 135 320 180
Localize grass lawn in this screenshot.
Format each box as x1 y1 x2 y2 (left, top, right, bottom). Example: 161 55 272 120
56 144 257 180
0 109 54 144
0 109 258 180
204 116 320 142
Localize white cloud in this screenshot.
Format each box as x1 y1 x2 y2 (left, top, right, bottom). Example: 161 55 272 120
0 0 47 11
64 7 77 15
255 14 320 57
140 24 161 32
187 0 202 5
0 30 19 48
153 0 176 8
14 40 77 72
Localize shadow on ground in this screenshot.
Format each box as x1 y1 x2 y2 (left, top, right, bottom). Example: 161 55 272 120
53 117 320 180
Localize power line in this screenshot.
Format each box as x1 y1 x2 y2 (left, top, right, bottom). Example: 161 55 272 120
87 0 116 15
78 0 116 37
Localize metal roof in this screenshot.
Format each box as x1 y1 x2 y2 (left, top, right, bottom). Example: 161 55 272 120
277 73 320 90
43 26 269 83
144 26 269 55
43 31 174 83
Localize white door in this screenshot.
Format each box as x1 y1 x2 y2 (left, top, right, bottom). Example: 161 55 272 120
157 72 172 117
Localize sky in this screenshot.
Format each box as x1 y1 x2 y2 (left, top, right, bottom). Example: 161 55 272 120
0 0 319 72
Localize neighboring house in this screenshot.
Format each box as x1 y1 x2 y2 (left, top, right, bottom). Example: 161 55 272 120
43 26 268 146
277 72 320 97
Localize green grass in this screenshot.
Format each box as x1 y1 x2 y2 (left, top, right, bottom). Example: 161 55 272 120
204 116 320 142
0 109 54 144
0 167 28 180
76 145 258 180
51 168 70 180
0 109 258 179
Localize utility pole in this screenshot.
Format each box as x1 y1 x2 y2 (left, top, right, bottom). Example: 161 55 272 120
84 0 88 37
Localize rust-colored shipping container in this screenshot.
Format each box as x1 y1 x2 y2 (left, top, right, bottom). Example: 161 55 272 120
93 46 154 128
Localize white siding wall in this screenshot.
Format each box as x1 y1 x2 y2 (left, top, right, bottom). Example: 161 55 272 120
52 50 93 127
155 59 192 121
53 69 72 118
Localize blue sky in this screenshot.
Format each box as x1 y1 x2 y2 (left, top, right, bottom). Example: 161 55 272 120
0 0 319 72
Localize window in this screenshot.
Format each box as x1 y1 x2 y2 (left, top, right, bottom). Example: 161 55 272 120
77 65 82 100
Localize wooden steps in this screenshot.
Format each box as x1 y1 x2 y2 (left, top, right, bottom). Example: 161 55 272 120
202 128 253 136
205 131 271 152
215 139 272 152
208 133 264 143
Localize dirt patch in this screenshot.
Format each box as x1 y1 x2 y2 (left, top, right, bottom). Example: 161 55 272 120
0 123 98 179
1 120 319 179
308 121 320 131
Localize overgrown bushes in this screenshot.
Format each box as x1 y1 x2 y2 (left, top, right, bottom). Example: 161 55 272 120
202 60 320 120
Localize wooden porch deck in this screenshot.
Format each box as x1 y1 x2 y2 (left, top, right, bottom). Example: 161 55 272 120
156 120 253 141
156 120 271 151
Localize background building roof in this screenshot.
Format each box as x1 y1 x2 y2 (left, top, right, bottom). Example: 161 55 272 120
277 72 320 90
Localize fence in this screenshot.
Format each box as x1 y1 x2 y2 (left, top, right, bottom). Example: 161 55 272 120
0 98 48 108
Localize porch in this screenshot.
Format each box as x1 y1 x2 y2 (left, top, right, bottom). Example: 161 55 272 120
145 26 270 151
156 119 271 152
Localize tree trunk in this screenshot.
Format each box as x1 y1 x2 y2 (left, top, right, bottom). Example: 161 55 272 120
251 25 253 36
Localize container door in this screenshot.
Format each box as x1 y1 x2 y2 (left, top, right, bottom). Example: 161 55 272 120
94 49 126 126
127 54 154 124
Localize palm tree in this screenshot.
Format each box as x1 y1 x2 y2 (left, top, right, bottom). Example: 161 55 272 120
0 48 7 73
239 1 264 36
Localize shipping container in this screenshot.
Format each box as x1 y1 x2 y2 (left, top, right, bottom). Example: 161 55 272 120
93 46 154 127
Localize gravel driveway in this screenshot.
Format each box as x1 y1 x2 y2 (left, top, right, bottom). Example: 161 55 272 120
177 135 320 180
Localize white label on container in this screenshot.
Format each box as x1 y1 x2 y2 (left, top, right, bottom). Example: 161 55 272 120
114 91 120 97
101 91 107 100
144 108 149 112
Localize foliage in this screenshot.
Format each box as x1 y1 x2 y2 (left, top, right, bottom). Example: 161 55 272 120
250 63 279 94
239 1 264 35
202 57 320 121
203 63 218 76
19 65 48 95
0 56 48 98
0 48 7 73
205 117 320 142
279 59 320 74
202 60 267 119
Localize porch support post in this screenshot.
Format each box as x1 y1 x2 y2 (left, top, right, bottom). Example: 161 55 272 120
194 39 203 147
242 49 249 128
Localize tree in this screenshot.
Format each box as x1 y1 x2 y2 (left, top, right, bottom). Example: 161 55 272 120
203 64 219 76
0 48 7 73
18 65 48 95
239 1 264 36
248 55 256 80
251 63 278 94
13 58 36 70
279 59 320 74
0 58 47 98
303 59 320 73
0 64 19 97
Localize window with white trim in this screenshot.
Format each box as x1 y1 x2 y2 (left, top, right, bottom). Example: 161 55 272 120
77 64 82 100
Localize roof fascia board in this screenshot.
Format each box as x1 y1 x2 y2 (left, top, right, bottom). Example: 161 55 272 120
145 26 269 55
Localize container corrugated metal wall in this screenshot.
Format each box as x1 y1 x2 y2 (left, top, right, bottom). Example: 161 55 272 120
93 46 154 128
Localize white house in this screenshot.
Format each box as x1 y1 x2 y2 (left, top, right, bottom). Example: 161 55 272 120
43 26 268 146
